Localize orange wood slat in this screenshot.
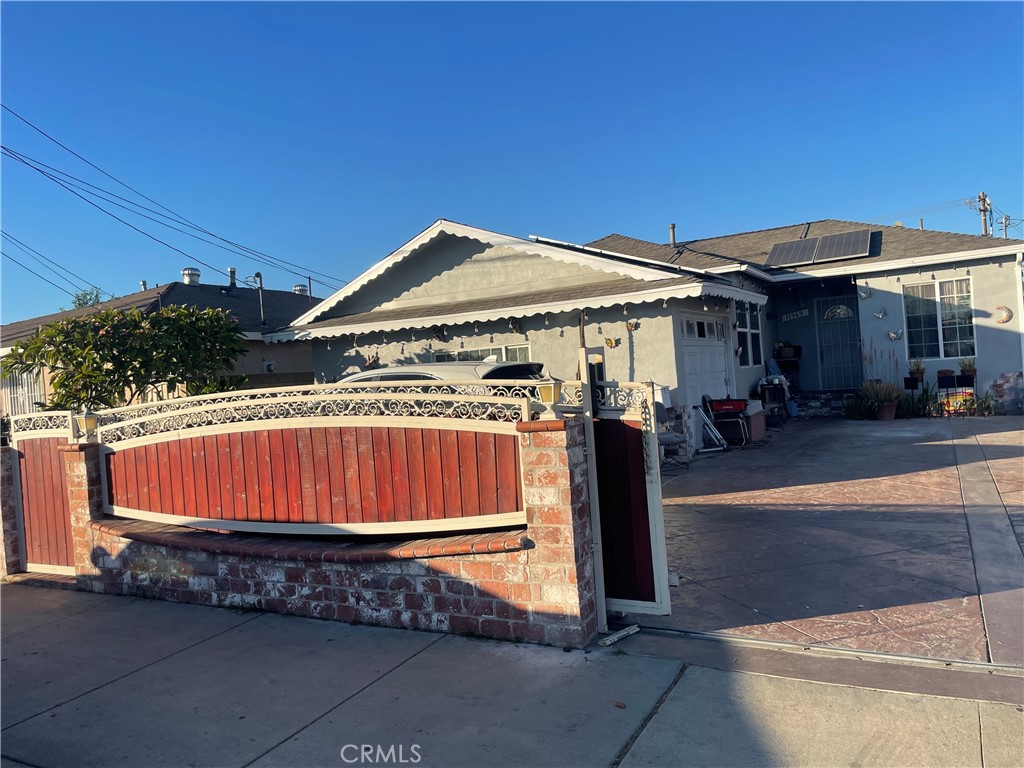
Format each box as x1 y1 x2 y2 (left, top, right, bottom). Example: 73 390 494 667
254 430 274 522
372 427 395 523
229 432 247 520
405 428 428 522
356 427 378 523
146 444 161 514
422 428 445 520
439 430 462 518
281 429 303 522
310 428 332 524
495 434 519 513
180 440 197 517
295 428 318 523
241 432 261 521
476 432 498 517
324 427 347 524
458 431 481 517
389 427 411 522
215 434 233 520
268 429 289 522
340 427 362 524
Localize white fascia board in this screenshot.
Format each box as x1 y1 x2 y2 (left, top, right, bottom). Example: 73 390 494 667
290 220 678 329
769 243 1023 282
705 263 778 282
243 332 265 341
266 282 768 342
529 235 710 277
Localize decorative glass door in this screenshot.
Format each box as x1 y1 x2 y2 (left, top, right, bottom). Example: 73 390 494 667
815 297 862 389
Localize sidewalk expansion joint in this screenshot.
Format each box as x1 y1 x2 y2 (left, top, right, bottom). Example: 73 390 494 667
610 663 687 768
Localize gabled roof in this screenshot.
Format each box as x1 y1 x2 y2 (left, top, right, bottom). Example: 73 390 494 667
1 281 322 347
592 219 1024 276
291 219 705 328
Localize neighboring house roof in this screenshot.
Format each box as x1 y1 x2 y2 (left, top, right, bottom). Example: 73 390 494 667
1 281 322 348
591 220 1024 278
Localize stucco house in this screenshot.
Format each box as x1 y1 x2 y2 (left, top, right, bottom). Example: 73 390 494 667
268 218 1024 440
1 268 322 416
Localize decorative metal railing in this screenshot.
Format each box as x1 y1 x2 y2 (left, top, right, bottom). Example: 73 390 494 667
10 410 75 436
96 391 534 444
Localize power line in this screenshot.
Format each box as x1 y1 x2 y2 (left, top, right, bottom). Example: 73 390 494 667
1 104 346 286
1 149 229 279
3 147 341 290
2 250 78 299
1 230 113 298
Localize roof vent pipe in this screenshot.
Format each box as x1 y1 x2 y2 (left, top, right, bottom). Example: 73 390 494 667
140 280 148 291
292 284 309 296
255 272 266 326
669 223 676 247
181 267 201 285
228 267 236 288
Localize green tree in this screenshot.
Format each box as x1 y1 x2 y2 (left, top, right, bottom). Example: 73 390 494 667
60 287 106 311
1 306 248 410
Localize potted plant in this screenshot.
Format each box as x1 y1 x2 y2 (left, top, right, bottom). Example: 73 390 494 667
908 357 925 383
958 357 976 374
859 380 904 421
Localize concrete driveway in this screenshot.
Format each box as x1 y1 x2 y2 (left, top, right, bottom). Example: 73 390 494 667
648 415 1024 665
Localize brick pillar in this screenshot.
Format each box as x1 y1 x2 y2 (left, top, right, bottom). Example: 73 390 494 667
1 445 24 575
59 443 105 584
516 417 598 647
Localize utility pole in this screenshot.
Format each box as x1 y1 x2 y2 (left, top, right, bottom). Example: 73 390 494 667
978 192 991 236
1001 215 1011 239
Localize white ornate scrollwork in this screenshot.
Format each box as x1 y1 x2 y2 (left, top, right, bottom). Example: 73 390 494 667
593 381 649 414
97 392 530 444
11 411 74 435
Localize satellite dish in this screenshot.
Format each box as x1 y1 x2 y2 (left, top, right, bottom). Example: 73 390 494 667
893 221 904 228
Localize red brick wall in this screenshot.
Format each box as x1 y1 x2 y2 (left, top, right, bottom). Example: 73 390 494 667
1 446 23 575
62 420 599 648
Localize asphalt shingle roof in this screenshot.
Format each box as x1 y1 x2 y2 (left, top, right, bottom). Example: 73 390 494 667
293 274 706 333
592 219 1024 274
1 282 322 346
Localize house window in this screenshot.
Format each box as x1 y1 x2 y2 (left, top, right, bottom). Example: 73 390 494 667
434 345 530 363
735 301 762 367
903 279 974 359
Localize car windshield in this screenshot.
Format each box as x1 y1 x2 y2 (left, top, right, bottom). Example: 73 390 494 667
483 363 545 380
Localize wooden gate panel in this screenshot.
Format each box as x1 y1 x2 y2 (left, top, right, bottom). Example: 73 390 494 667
18 436 74 570
594 418 656 603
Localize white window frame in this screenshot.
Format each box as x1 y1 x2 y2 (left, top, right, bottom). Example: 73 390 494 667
434 344 531 363
901 276 975 360
735 301 763 367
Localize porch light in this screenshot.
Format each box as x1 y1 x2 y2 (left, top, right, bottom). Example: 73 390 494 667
75 407 99 442
536 378 563 419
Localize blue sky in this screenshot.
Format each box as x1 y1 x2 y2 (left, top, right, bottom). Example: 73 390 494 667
2 1 1022 324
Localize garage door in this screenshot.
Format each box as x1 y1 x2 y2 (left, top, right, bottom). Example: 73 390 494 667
679 314 731 435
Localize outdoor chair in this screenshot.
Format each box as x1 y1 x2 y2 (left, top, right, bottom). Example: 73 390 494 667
655 402 688 469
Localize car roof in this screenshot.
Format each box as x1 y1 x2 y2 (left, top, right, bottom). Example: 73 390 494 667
339 361 544 381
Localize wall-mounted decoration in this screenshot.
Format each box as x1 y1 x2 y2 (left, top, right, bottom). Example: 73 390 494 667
887 329 904 341
996 306 1014 324
824 304 854 320
604 338 619 349
873 307 887 319
625 320 640 332
735 345 744 358
508 319 521 334
858 287 871 300
362 351 381 370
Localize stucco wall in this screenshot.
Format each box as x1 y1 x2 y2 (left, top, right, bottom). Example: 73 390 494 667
234 340 314 376
855 254 1023 407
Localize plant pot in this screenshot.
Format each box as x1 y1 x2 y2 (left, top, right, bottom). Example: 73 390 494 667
876 402 897 421
910 370 925 383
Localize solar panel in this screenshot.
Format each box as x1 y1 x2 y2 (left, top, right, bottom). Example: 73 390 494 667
813 229 872 263
765 237 820 267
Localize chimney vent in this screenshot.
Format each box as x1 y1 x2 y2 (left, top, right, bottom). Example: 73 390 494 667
228 267 236 288
140 280 148 291
182 267 201 285
292 284 309 296
669 223 676 247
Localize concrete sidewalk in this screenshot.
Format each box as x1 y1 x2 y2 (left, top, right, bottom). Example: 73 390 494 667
3 585 1022 767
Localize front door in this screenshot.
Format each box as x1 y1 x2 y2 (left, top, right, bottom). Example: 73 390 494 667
815 296 862 389
679 313 731 434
